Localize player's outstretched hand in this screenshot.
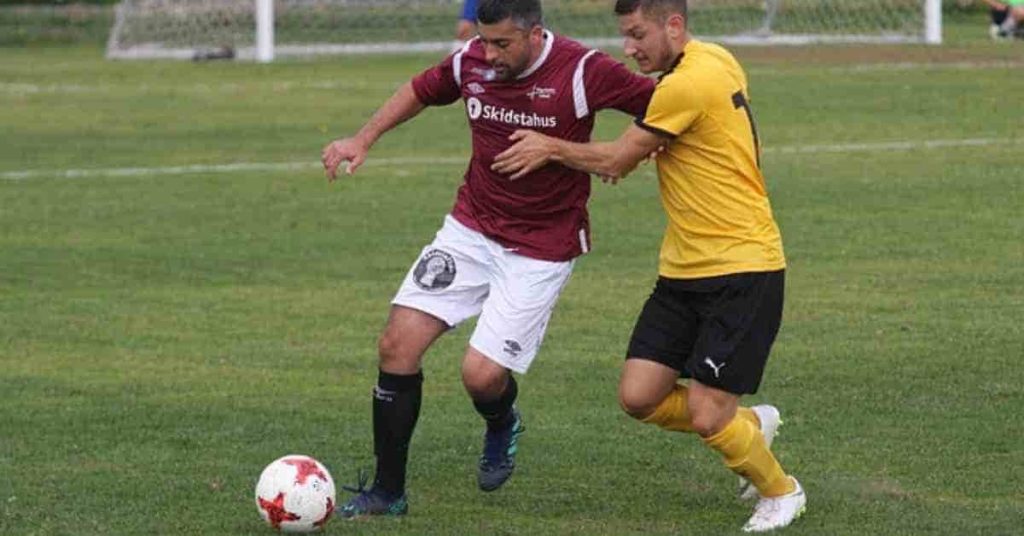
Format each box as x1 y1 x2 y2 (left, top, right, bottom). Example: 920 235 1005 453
492 130 555 181
322 137 369 182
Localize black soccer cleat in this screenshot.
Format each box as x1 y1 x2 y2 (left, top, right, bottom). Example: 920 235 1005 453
477 409 524 492
335 471 408 519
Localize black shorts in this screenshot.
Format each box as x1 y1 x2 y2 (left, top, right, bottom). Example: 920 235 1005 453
626 270 784 395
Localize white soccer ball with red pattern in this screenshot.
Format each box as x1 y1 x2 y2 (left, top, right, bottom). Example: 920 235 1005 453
255 455 336 533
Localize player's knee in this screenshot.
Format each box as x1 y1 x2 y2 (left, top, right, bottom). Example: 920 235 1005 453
377 330 416 371
461 360 507 400
688 410 730 438
618 387 659 420
462 370 505 399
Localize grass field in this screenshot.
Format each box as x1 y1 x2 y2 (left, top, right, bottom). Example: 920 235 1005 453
2 10 1023 536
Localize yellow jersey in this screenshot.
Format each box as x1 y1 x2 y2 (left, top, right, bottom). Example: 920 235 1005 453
636 39 785 279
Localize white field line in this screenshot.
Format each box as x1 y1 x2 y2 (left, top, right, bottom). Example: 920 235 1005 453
3 61 1022 96
748 60 1024 76
0 80 399 96
1 137 1020 181
835 60 1024 73
0 157 465 181
765 137 1021 155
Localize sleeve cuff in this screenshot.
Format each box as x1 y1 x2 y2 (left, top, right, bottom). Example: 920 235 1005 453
634 117 676 139
410 78 431 106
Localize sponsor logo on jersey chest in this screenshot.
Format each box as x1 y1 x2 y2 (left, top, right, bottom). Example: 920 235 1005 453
466 97 557 128
526 85 556 100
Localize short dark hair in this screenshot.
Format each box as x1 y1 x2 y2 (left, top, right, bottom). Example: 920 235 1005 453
477 0 543 29
614 0 687 18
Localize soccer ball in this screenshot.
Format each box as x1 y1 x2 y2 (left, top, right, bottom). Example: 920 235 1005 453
255 454 336 533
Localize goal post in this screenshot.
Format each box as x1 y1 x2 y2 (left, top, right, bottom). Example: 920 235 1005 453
106 0 944 62
925 0 943 45
256 0 273 62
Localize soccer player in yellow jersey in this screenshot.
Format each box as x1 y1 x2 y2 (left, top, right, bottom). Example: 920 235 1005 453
491 0 805 531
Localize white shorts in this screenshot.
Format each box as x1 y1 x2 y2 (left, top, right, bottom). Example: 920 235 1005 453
392 215 574 373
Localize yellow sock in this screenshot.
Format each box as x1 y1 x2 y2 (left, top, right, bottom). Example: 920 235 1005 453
640 386 761 436
703 415 795 497
640 384 693 433
736 406 759 427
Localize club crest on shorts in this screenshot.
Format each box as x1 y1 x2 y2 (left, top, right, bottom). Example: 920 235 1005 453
413 249 456 291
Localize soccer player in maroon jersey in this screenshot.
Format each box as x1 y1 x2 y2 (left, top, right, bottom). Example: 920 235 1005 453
321 0 654 518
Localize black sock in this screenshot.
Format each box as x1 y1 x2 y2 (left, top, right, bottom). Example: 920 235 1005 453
472 375 518 432
993 8 1008 25
372 370 423 497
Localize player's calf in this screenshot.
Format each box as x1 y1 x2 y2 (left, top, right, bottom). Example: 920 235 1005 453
738 405 783 501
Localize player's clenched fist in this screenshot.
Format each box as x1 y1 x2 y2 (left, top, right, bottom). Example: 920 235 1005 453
321 137 369 181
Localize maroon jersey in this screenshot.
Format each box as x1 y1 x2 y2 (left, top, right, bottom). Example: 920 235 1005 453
411 32 654 261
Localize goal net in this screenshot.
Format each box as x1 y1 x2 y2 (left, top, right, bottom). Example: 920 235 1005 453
106 0 942 61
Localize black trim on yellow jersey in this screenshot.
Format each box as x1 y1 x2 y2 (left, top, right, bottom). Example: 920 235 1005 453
657 52 685 82
634 116 676 138
640 52 687 139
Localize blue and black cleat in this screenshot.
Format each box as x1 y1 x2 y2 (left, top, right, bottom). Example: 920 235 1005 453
477 409 524 492
336 471 408 519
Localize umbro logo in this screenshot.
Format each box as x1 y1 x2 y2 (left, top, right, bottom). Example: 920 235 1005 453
703 357 726 379
503 339 522 358
467 82 486 95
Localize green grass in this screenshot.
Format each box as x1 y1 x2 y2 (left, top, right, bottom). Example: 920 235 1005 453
2 11 1023 536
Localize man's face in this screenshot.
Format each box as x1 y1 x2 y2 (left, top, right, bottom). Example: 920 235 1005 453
618 9 676 74
477 18 543 81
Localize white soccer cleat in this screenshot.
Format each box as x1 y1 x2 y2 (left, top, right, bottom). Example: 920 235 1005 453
738 404 782 501
742 477 806 533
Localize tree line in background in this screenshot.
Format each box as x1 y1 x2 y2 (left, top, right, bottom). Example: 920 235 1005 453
0 2 113 46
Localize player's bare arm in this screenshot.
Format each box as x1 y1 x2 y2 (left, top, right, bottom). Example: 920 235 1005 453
492 125 664 183
322 82 427 181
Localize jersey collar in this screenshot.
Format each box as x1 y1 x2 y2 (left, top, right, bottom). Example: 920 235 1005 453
659 40 697 81
658 52 685 82
517 30 554 80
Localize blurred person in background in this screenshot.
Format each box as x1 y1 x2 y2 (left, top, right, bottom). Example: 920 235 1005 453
982 0 1024 39
453 0 479 50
